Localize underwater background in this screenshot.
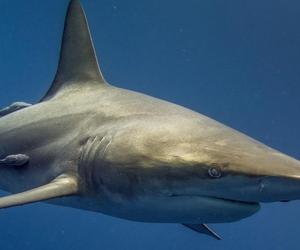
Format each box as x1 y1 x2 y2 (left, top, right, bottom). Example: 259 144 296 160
0 0 300 249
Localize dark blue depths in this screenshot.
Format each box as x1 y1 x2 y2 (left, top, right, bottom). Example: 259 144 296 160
0 0 300 249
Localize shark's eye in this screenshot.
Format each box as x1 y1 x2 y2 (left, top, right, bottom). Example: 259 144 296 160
208 167 222 178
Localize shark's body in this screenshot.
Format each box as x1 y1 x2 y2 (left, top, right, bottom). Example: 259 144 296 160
0 79 258 220
0 0 300 240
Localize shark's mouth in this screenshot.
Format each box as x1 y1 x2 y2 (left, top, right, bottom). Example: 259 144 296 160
212 197 259 206
170 194 260 207
161 194 261 223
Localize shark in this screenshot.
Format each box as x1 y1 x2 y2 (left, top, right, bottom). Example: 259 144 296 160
0 0 300 240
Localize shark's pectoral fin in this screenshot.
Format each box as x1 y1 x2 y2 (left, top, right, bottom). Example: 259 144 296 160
0 174 78 209
0 102 32 117
182 223 222 240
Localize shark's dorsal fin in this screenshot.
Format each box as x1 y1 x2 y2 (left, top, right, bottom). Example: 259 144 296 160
42 0 106 101
0 174 78 209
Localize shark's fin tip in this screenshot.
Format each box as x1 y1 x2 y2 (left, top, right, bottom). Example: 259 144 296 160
182 223 222 240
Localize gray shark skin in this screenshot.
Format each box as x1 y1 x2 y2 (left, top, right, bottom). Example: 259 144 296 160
0 0 300 240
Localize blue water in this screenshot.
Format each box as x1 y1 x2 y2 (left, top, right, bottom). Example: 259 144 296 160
1 0 300 249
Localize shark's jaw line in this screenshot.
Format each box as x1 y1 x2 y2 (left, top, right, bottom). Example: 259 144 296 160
169 194 260 207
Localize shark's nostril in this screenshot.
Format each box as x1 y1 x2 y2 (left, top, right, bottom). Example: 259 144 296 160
259 181 265 193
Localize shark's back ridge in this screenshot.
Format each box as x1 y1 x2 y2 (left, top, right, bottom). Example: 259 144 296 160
42 0 106 101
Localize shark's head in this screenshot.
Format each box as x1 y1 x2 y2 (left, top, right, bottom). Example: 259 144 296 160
89 114 300 223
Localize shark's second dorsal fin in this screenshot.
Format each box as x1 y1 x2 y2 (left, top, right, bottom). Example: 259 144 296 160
42 0 106 101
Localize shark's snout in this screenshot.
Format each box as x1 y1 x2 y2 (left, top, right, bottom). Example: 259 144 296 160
248 152 300 203
253 175 300 202
202 150 300 204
